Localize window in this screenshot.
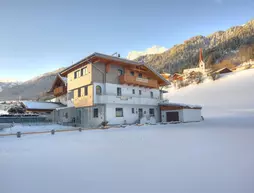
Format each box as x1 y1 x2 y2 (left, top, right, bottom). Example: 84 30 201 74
117 87 122 96
118 69 123 76
130 71 134 76
78 88 81 97
68 91 74 100
93 108 98 118
96 85 102 95
139 90 142 95
74 70 80 79
149 108 155 116
81 67 88 76
84 86 88 96
65 112 68 119
132 89 135 94
150 91 153 98
132 108 135 114
116 108 123 117
138 73 142 78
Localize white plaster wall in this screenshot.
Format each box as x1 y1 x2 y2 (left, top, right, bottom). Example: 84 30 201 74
161 110 183 122
93 83 161 105
105 104 159 125
80 105 105 128
182 109 202 122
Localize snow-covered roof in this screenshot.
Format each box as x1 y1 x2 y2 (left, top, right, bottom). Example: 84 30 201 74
159 102 202 109
59 75 67 84
21 101 65 110
60 52 170 86
214 67 232 73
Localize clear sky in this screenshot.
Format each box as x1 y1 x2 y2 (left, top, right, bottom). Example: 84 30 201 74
0 0 253 81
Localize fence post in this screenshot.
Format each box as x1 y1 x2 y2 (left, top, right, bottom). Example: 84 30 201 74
17 132 21 138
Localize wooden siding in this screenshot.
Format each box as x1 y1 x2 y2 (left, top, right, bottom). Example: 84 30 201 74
73 85 93 107
54 86 67 97
119 74 158 88
67 63 92 91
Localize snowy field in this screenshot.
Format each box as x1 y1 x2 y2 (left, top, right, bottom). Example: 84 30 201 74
1 69 254 193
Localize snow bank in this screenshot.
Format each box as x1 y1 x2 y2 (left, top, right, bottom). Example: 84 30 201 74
0 110 8 115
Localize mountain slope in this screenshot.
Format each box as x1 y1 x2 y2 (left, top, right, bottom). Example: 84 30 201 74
165 69 254 117
0 68 65 101
127 45 167 60
136 19 254 73
0 81 20 93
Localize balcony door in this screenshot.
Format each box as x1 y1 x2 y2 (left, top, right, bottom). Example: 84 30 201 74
76 109 82 125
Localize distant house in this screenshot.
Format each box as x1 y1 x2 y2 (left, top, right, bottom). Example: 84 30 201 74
21 101 65 114
48 74 68 105
214 67 232 74
172 73 184 81
161 73 171 80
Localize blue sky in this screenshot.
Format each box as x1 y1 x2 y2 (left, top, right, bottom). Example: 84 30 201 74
0 0 253 81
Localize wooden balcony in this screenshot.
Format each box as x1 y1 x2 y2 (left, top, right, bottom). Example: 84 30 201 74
54 86 67 97
119 74 158 88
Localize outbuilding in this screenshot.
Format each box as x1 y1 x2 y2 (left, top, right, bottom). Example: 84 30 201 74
159 103 202 123
21 101 66 114
215 67 232 74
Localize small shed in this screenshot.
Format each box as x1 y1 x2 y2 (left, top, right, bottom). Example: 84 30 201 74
215 67 232 74
21 101 66 114
159 103 202 123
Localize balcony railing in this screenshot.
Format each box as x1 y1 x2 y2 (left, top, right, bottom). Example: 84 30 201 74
119 74 158 88
54 86 67 97
94 94 162 105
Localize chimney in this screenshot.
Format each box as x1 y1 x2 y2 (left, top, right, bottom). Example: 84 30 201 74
199 48 203 62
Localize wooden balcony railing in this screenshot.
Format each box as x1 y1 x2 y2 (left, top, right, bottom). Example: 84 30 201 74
119 74 158 88
54 86 67 97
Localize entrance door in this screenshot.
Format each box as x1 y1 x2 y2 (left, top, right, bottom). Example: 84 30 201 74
76 109 82 125
138 108 143 118
166 112 179 122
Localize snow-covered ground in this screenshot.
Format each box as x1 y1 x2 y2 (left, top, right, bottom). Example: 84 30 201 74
1 69 254 193
0 110 8 115
166 69 254 118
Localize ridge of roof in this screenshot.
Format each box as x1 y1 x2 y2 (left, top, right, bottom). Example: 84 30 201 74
60 52 170 85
